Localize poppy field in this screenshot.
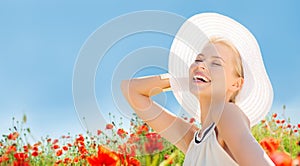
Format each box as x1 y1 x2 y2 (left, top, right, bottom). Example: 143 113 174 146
0 107 299 166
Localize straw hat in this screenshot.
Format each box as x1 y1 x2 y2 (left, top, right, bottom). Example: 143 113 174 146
168 12 273 127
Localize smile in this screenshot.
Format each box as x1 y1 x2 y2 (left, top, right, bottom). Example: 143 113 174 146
192 72 211 84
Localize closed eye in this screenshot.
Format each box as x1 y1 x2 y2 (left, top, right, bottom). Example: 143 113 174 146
212 60 222 66
212 62 221 66
195 59 203 62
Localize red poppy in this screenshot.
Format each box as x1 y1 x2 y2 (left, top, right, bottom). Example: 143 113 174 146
0 155 9 163
32 151 38 157
14 153 28 160
97 130 102 135
76 134 85 143
55 159 62 165
7 132 19 140
269 151 292 166
52 145 60 150
52 139 59 144
6 145 17 154
32 146 38 151
298 123 300 128
117 128 128 138
13 152 30 166
128 157 141 166
118 153 141 166
144 133 164 154
73 157 79 163
78 146 88 155
146 132 161 139
87 145 120 166
106 124 114 130
189 118 196 123
13 161 30 166
56 150 63 157
259 138 280 154
80 154 86 159
137 124 149 134
129 145 137 157
62 146 68 151
118 144 126 154
75 135 88 155
47 138 51 143
33 142 41 147
64 157 71 164
272 113 277 118
127 134 140 144
23 146 29 153
281 119 285 124
79 141 85 146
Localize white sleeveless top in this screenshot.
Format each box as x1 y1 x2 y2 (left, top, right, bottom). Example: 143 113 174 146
183 122 239 166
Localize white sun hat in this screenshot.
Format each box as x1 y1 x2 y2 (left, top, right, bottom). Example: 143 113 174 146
168 12 273 127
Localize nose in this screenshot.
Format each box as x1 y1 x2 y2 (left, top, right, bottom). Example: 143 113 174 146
196 62 207 71
189 60 208 72
198 65 206 70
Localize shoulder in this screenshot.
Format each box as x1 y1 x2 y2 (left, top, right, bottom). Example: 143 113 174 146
215 103 275 165
216 103 250 139
219 103 250 128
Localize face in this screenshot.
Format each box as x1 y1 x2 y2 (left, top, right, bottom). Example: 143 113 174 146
189 42 243 100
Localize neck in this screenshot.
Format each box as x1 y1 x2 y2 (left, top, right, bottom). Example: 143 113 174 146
198 93 231 126
199 95 211 125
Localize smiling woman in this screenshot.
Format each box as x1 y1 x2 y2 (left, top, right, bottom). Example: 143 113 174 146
121 12 275 165
190 37 244 104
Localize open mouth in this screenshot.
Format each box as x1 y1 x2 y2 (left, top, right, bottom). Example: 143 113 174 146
192 74 211 83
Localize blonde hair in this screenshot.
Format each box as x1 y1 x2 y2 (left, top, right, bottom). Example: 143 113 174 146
209 37 244 103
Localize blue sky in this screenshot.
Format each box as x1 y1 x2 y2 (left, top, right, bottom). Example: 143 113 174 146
0 1 299 140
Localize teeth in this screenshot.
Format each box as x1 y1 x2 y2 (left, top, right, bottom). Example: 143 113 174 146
193 75 209 82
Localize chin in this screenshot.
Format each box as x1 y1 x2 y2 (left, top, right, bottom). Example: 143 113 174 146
189 82 211 95
189 87 210 98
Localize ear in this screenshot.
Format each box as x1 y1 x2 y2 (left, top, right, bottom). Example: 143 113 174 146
230 77 244 92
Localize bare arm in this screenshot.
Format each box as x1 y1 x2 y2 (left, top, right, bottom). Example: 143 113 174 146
217 103 275 166
120 75 198 153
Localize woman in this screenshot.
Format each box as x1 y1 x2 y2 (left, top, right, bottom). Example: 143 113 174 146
121 13 275 165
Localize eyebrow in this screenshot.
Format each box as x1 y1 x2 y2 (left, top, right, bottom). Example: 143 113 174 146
197 54 225 62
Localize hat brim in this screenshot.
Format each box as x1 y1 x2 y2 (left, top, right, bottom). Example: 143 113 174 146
168 12 273 127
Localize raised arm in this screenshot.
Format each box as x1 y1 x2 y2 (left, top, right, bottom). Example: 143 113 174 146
120 74 198 153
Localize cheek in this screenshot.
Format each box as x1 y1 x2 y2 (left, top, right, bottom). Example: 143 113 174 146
210 67 230 86
210 67 225 79
190 62 198 68
189 63 197 73
225 70 237 88
210 69 225 87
